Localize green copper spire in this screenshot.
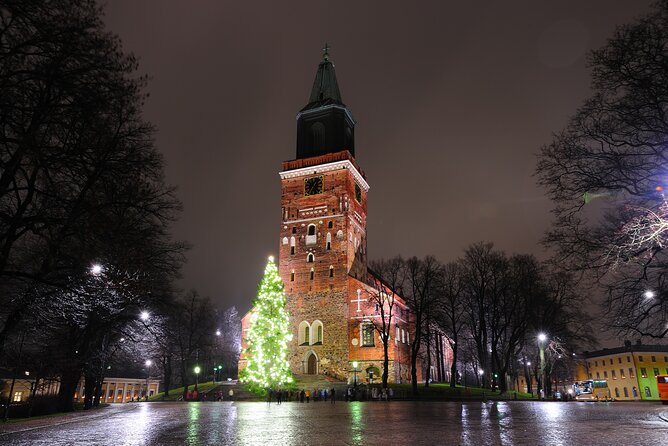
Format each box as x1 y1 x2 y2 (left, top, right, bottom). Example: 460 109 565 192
302 44 344 111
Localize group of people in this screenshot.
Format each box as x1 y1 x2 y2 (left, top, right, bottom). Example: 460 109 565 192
267 388 337 404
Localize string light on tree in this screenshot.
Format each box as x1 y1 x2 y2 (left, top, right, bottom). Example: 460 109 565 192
239 256 294 393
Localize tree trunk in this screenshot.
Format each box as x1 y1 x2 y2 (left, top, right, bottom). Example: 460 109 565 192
93 378 103 407
382 335 389 388
449 338 458 388
58 366 81 412
83 372 95 410
424 329 431 387
163 354 172 397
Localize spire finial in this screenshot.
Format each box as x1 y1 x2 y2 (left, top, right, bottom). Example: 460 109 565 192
322 42 330 61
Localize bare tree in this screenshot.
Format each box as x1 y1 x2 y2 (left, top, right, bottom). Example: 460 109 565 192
367 257 405 389
404 256 440 396
536 1 668 339
433 262 465 387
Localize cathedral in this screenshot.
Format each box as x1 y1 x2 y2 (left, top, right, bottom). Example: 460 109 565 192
241 49 446 385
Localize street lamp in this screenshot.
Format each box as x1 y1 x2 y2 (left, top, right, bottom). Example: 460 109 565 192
140 311 150 321
352 361 359 389
538 332 547 399
90 264 103 276
144 360 152 401
194 366 201 392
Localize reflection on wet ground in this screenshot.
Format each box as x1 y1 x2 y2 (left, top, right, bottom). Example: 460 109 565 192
2 400 667 445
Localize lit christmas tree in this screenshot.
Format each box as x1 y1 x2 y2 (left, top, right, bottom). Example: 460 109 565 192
239 256 294 393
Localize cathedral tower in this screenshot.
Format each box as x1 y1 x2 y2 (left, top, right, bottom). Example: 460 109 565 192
279 48 369 378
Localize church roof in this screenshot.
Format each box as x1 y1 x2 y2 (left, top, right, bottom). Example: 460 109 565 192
300 46 345 112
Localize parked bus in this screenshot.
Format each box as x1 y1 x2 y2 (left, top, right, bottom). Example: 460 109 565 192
572 379 611 401
657 375 668 405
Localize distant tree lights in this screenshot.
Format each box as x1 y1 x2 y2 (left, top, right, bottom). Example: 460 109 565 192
239 256 294 393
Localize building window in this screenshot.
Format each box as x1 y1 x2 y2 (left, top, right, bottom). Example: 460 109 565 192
362 322 375 347
609 359 613 365
596 372 600 379
615 388 620 398
307 253 314 263
632 386 638 397
329 265 334 278
639 356 644 362
603 371 608 379
653 368 659 376
651 356 656 362
326 232 332 250
292 227 297 234
620 369 625 378
612 370 616 379
395 326 399 345
595 361 598 367
310 268 314 280
664 356 668 362
13 391 22 402
640 367 647 378
618 357 622 364
290 270 295 282
627 356 631 362
588 362 591 368
299 321 310 346
644 386 651 397
401 328 405 344
290 236 296 256
629 368 635 378
623 387 629 397
407 332 410 344
311 320 323 345
306 224 317 245
328 221 333 229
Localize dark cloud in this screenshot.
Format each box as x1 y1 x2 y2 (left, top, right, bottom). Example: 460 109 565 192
103 1 653 313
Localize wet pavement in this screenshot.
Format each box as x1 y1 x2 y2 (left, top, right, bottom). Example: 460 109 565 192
1 400 667 445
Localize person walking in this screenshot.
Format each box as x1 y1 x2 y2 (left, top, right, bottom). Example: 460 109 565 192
305 389 310 403
330 387 336 404
300 389 305 403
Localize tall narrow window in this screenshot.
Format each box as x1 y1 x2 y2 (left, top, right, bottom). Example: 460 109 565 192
306 224 317 245
310 268 314 280
328 221 333 229
329 265 334 278
290 270 295 282
290 236 296 256
326 232 332 250
307 253 315 263
362 323 375 347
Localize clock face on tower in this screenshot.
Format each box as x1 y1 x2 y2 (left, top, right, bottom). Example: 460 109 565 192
304 176 324 196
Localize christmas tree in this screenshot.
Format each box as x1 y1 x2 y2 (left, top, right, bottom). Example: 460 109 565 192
239 256 294 393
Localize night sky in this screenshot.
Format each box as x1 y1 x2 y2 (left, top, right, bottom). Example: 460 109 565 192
102 1 653 315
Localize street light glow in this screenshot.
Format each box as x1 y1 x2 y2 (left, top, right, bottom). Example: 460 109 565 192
194 366 201 374
216 329 221 336
352 361 358 369
644 290 655 299
140 311 150 321
268 255 274 262
145 360 152 367
90 264 103 275
527 362 531 366
538 333 547 342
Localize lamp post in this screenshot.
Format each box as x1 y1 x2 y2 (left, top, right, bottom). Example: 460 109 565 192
194 366 201 392
352 361 359 389
538 333 547 399
144 360 152 401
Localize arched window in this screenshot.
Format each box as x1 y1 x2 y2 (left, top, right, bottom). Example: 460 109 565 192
310 268 314 280
326 232 332 250
329 265 334 278
306 224 317 245
644 386 651 397
361 322 375 347
311 320 323 344
282 237 288 245
290 236 296 255
623 387 629 397
307 253 315 263
298 321 311 346
614 387 620 398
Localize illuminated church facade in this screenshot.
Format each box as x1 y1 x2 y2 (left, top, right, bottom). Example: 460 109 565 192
241 49 451 384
